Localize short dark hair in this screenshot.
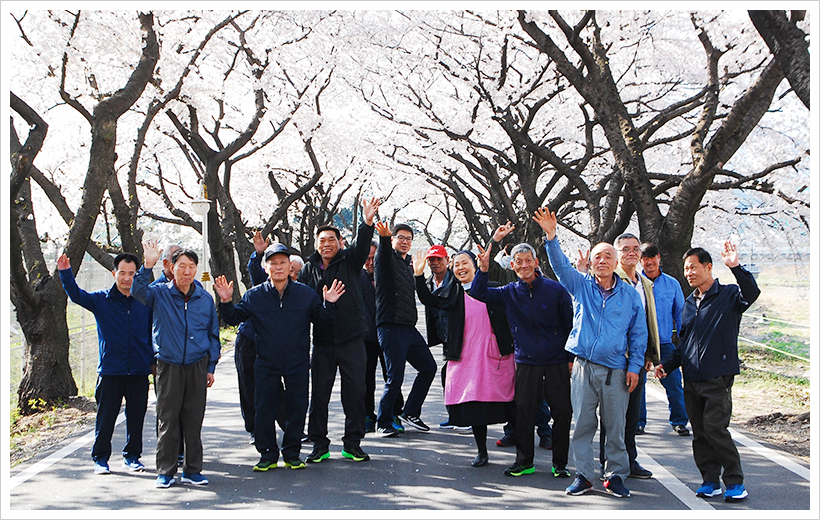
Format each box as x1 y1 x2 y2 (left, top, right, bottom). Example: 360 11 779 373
640 243 660 258
316 225 341 240
615 233 640 247
113 253 140 271
683 247 712 265
392 224 413 237
171 248 199 266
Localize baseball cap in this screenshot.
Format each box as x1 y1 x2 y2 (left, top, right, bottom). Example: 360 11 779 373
264 244 290 261
426 245 448 259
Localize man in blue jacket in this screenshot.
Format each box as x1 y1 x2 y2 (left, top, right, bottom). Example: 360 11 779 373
132 241 221 489
656 242 760 502
215 244 344 472
58 253 153 475
472 242 574 479
538 208 647 499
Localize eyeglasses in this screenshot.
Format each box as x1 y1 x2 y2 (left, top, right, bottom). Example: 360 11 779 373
394 235 413 242
619 247 641 254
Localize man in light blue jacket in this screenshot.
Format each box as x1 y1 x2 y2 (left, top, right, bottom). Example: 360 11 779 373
132 240 221 489
536 209 647 499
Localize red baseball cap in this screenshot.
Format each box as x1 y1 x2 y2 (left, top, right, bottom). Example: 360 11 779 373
426 245 448 259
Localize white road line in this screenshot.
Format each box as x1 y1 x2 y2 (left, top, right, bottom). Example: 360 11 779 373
645 385 810 481
9 395 157 491
636 448 715 510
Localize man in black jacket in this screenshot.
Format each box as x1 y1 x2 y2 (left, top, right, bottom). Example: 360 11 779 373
656 241 760 502
299 197 379 464
374 222 437 437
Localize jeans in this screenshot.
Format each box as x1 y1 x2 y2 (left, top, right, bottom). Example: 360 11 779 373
640 342 689 427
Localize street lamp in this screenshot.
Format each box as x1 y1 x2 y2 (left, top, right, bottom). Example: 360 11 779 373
190 182 211 283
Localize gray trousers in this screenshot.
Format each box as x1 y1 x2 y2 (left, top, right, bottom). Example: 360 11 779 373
155 357 209 476
570 358 630 481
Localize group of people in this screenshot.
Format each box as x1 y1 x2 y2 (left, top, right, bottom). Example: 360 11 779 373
58 200 759 501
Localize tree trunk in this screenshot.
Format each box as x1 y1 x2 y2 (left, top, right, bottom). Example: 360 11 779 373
749 10 810 110
16 281 76 413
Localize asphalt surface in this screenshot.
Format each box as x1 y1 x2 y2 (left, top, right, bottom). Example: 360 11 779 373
8 341 813 512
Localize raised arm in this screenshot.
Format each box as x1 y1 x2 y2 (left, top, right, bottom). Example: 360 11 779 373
57 254 97 311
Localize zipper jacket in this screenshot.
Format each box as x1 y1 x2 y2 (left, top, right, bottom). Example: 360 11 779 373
59 268 154 376
545 237 648 374
133 266 221 373
659 265 760 381
470 269 573 366
219 279 336 375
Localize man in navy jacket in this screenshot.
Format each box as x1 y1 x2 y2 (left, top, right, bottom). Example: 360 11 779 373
472 241 574 479
216 244 344 471
59 252 153 475
656 242 760 502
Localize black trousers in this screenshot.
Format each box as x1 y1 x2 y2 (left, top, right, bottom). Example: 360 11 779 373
686 375 744 486
155 357 208 476
514 362 571 468
235 334 287 434
365 339 403 419
255 366 308 463
92 374 149 462
308 337 367 450
600 367 646 466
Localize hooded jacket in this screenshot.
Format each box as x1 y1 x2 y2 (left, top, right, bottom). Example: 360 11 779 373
132 267 221 373
659 265 759 381
59 268 154 376
545 237 648 374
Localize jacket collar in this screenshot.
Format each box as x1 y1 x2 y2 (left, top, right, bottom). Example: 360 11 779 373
106 283 131 300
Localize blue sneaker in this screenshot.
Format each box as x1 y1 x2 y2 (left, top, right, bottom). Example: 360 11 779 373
93 460 110 475
155 474 175 488
392 416 404 432
604 475 630 498
566 475 593 495
439 420 455 429
180 472 209 485
724 484 748 501
696 481 722 498
123 457 144 471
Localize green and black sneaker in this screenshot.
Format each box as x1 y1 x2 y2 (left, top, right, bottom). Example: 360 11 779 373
252 459 277 472
341 447 371 462
306 447 330 463
552 465 571 478
504 463 535 477
284 458 306 470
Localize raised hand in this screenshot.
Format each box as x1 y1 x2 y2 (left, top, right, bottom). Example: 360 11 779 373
576 248 589 274
412 250 427 276
721 239 739 268
143 239 161 268
533 207 557 241
476 242 492 273
323 279 346 303
375 221 392 237
252 230 270 254
362 197 381 226
213 275 235 303
56 253 71 271
492 221 516 242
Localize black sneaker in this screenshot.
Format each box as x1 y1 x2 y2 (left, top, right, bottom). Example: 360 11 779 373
604 475 631 498
630 462 653 479
399 413 430 431
252 459 277 472
551 465 571 478
341 446 370 462
673 424 690 436
306 447 330 463
377 426 399 438
496 434 515 447
283 458 306 470
471 454 489 467
635 425 646 435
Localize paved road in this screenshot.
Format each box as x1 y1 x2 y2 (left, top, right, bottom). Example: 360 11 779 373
8 343 812 511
